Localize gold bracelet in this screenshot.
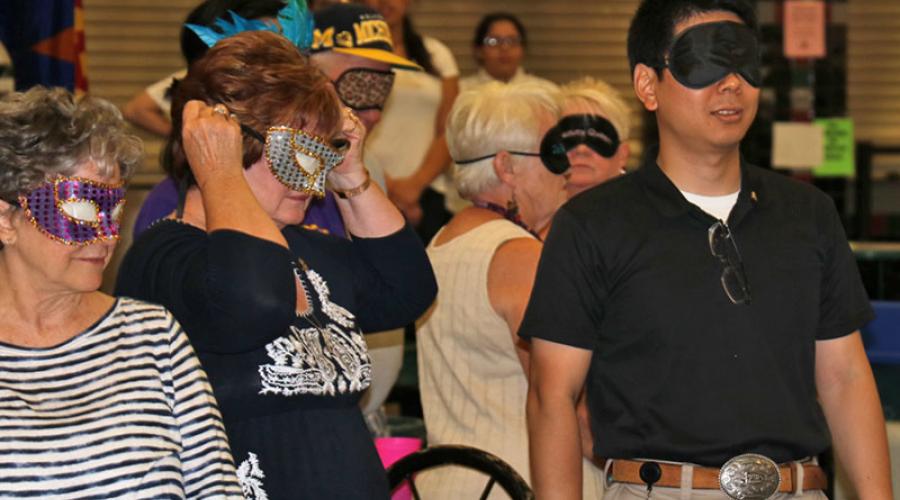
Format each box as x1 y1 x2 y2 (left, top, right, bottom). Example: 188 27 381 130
332 170 371 199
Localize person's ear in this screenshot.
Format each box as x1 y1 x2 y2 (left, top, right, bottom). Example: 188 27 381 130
492 151 516 186
473 46 485 66
614 141 631 171
633 63 660 112
0 200 19 247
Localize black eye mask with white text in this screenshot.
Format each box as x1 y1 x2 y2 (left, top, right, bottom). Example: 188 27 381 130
539 114 620 174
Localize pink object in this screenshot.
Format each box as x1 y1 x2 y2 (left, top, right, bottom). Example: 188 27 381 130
375 437 422 500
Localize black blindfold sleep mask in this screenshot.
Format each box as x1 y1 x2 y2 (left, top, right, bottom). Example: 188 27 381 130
539 114 620 174
665 21 761 89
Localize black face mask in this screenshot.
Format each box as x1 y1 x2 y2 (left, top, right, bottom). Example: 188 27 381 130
539 114 620 174
665 21 761 89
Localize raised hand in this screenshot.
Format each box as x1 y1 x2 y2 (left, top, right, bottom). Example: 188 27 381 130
180 100 244 190
328 108 371 192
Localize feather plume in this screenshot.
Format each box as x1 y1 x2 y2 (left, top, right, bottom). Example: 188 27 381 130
185 1 314 51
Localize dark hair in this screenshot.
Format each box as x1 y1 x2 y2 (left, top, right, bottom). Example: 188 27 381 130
180 0 286 65
472 12 527 48
627 0 757 74
400 16 437 76
165 30 342 186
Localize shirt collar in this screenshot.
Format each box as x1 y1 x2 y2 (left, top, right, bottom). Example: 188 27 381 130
635 144 766 224
476 67 527 84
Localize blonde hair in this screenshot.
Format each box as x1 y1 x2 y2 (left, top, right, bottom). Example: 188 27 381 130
559 77 631 141
447 81 559 199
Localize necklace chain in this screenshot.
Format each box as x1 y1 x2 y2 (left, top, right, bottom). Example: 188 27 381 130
472 201 540 240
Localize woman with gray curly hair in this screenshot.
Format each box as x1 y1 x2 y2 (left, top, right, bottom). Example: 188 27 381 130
0 86 242 498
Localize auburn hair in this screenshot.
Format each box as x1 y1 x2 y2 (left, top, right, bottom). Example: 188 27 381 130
165 30 342 185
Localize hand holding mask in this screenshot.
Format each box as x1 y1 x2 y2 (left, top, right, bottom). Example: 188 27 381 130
181 101 245 188
327 109 367 189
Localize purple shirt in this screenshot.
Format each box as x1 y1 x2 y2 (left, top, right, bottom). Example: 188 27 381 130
133 177 347 238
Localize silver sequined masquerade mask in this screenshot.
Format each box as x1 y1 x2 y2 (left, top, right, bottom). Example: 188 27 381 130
18 176 126 245
243 124 347 198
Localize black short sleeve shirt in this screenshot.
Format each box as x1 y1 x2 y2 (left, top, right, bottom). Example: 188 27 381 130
519 154 874 466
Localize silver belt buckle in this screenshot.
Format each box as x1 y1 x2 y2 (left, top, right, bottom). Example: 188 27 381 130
718 453 781 499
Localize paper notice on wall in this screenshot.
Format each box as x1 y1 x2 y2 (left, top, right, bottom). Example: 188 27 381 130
784 0 826 59
772 122 824 169
813 118 855 177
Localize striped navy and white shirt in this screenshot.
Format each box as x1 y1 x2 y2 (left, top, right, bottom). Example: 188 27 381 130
0 298 243 499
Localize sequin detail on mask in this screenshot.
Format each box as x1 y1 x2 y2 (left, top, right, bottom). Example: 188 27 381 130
334 68 395 111
20 177 126 246
264 126 345 198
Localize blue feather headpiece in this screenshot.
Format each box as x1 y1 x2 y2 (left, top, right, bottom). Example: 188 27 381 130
185 0 314 51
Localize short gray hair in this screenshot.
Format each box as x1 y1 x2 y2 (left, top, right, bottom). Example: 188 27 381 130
447 81 559 199
559 77 631 141
0 86 142 202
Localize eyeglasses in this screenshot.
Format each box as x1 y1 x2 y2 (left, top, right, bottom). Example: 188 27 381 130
482 36 522 48
708 221 751 305
455 151 540 165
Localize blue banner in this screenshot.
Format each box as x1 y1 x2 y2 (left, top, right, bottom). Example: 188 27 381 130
0 0 86 92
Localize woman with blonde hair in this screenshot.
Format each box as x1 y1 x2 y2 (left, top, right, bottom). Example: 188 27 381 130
557 76 632 197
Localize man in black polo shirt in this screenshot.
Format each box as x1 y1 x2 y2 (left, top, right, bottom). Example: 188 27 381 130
521 1 893 499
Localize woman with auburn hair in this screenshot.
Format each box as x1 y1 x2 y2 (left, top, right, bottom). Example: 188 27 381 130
115 30 436 499
0 87 242 498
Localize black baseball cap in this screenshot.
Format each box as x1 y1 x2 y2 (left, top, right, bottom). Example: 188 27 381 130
311 3 420 70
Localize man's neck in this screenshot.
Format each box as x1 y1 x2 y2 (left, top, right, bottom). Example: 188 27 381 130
657 140 742 196
390 24 406 57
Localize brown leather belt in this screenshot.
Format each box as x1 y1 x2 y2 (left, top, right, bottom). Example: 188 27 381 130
608 458 827 492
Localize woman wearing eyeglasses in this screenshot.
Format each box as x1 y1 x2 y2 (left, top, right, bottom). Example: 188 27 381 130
362 0 460 244
459 12 556 94
115 31 436 499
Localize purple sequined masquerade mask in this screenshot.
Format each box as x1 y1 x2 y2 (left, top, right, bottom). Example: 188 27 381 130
243 124 347 198
19 176 126 245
